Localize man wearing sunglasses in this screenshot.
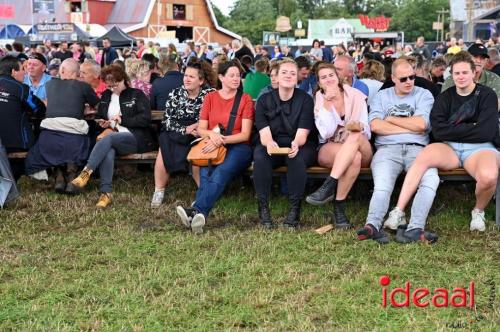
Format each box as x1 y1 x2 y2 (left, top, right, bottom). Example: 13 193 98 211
357 58 438 244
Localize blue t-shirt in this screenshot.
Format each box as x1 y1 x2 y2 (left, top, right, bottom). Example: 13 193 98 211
369 86 434 147
23 73 51 101
352 76 369 97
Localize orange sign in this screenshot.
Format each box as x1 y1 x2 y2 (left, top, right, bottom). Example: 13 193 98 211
358 15 391 32
0 5 14 19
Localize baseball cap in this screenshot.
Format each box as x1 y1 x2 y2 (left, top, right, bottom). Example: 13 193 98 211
467 43 489 58
28 52 48 66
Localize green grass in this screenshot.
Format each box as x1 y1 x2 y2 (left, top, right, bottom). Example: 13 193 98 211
0 169 498 331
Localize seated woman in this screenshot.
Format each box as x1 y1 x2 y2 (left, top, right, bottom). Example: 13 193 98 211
150 60 216 207
253 58 317 229
127 60 152 98
71 64 154 207
305 63 372 229
176 59 254 234
391 51 499 238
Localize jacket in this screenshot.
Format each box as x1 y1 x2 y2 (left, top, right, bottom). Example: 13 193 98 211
97 87 155 153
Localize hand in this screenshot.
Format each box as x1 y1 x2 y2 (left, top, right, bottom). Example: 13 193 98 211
346 120 362 132
288 141 299 159
201 139 218 154
98 119 110 128
266 141 279 156
110 115 122 124
185 123 198 135
208 131 224 147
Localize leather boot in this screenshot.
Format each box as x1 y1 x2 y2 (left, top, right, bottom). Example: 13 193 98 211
306 176 338 206
283 198 301 229
258 197 274 229
65 164 80 195
54 167 66 194
333 200 352 229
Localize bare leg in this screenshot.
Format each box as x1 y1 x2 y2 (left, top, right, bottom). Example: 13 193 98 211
154 150 170 189
192 165 200 187
396 143 459 210
463 151 499 210
330 133 370 179
336 136 372 200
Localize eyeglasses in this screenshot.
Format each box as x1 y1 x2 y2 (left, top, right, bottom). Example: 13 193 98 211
396 74 416 83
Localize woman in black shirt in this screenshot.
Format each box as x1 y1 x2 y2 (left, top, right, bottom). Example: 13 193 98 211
253 59 317 228
394 51 499 236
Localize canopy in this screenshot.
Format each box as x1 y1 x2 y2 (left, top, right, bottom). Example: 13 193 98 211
0 24 26 39
96 26 136 48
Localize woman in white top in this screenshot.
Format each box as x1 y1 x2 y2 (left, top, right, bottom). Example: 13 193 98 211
359 60 385 107
306 63 373 228
71 64 154 207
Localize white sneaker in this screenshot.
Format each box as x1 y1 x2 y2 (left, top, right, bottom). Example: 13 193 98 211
176 206 194 228
470 209 486 232
191 213 205 234
383 207 407 230
150 190 164 208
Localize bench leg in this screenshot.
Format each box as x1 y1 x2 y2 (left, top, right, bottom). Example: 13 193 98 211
496 177 500 227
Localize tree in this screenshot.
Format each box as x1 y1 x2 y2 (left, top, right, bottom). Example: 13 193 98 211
390 0 449 42
211 3 227 27
225 0 277 44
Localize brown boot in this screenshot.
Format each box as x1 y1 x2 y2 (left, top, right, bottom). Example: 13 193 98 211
54 167 66 194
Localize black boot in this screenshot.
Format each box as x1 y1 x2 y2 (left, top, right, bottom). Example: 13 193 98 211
283 199 301 229
54 167 66 194
65 164 80 195
306 176 338 206
333 199 352 229
258 198 274 229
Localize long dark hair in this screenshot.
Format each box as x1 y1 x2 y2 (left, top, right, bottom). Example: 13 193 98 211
186 59 217 88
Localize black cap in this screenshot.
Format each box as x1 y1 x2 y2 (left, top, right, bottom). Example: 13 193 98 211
468 43 489 58
28 52 48 66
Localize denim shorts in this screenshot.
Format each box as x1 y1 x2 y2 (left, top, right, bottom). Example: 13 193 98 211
446 141 499 167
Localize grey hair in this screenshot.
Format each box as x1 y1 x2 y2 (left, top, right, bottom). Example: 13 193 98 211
336 54 357 73
83 58 101 76
61 58 80 76
488 48 500 62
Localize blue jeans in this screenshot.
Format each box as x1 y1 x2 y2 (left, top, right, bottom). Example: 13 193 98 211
194 143 252 217
366 144 440 231
86 132 137 193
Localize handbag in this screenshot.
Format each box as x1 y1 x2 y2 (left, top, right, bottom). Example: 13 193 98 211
448 88 480 125
187 90 243 167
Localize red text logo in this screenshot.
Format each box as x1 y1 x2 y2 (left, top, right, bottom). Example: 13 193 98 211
380 275 475 308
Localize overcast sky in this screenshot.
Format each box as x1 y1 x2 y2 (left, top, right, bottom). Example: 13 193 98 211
210 0 236 16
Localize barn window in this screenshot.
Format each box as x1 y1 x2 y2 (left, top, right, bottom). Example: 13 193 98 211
173 4 186 20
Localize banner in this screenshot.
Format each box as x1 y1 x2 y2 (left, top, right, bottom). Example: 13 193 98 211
36 23 74 34
32 0 55 14
0 5 14 19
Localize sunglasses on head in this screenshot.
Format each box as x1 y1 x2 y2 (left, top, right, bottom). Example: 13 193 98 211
397 74 416 83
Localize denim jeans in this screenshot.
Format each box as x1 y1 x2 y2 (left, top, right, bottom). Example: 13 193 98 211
194 143 253 217
366 144 440 231
86 132 137 193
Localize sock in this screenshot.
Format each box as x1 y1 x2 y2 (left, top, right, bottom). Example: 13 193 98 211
83 166 94 175
334 199 345 208
154 188 165 193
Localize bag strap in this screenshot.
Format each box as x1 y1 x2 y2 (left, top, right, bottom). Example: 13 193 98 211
271 89 295 136
225 89 243 136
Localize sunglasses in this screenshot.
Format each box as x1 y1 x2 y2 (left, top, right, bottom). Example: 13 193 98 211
396 74 416 83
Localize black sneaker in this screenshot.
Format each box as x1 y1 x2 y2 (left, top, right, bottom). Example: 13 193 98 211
395 225 438 244
357 224 390 244
176 206 196 228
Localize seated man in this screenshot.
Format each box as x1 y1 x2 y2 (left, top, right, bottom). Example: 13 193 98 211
79 59 106 97
0 55 45 180
334 55 369 97
23 52 51 104
26 58 100 194
356 59 438 244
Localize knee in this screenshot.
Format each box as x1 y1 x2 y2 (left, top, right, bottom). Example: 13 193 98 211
420 170 440 191
346 132 362 144
317 151 331 167
476 170 498 188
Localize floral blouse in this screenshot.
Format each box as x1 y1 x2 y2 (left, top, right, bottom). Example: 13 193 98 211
163 86 215 134
131 79 152 98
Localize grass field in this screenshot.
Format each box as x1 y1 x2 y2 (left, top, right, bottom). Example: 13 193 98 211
0 169 498 331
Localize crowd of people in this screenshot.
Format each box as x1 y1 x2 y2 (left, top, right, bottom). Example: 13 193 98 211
1 34 499 242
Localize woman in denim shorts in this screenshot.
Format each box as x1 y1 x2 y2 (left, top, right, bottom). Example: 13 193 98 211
390 51 499 232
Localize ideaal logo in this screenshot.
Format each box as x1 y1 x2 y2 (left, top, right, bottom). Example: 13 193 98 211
379 275 475 308
379 276 496 328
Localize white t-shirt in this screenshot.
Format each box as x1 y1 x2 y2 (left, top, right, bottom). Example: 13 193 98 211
107 93 130 133
360 78 383 107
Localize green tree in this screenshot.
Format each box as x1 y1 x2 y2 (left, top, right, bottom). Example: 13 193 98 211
225 0 277 44
211 4 227 26
390 0 449 42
